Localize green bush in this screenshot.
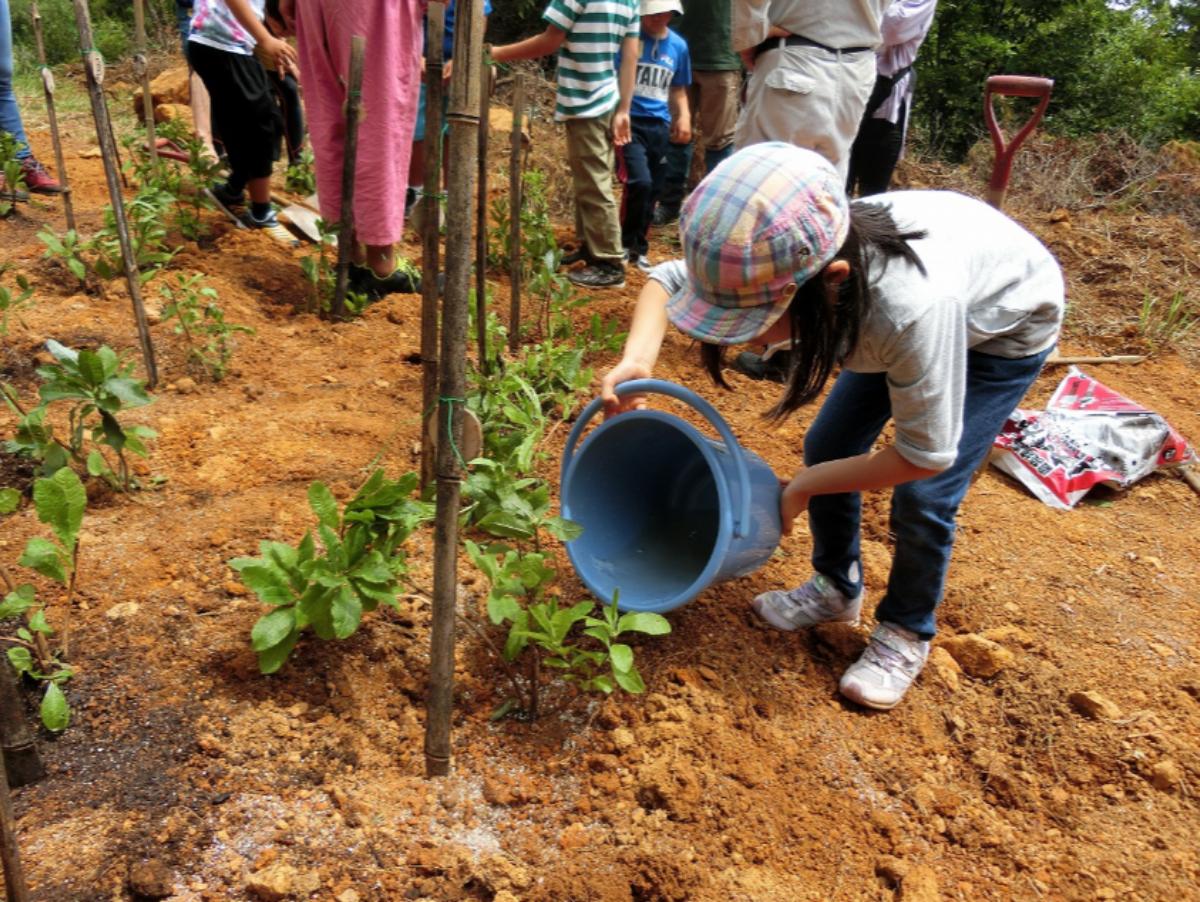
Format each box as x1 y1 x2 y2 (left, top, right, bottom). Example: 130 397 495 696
9 0 178 68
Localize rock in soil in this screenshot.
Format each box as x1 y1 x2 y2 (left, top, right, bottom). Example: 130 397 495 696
1148 759 1182 792
926 647 962 691
246 862 321 900
898 864 941 902
940 634 1014 679
128 858 174 899
1068 690 1123 720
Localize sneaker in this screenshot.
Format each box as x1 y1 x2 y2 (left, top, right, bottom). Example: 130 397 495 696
751 573 863 631
651 206 679 227
244 206 300 246
566 261 625 289
559 245 592 267
731 350 792 383
350 262 422 300
209 181 245 210
20 158 63 195
625 250 654 273
839 622 930 710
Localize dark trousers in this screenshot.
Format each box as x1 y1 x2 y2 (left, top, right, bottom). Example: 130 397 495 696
846 99 907 197
804 347 1053 639
270 72 306 164
659 140 733 217
187 41 281 191
620 116 670 256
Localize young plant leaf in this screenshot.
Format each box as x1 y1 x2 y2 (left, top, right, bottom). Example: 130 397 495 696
33 467 86 552
18 536 67 584
617 611 672 636
307 481 340 530
251 607 297 651
0 585 36 619
7 646 33 674
41 681 70 731
609 643 634 674
257 630 300 674
0 487 19 514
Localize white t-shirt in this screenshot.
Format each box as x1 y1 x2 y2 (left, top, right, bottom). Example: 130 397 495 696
649 191 1065 470
189 0 265 56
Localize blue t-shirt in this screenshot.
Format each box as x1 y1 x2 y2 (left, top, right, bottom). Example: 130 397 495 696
617 27 691 123
435 0 493 61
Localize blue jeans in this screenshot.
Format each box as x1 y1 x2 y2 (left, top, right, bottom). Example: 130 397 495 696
0 0 31 159
620 116 669 256
658 141 733 216
804 347 1054 639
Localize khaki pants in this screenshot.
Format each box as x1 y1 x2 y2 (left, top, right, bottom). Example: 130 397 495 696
565 110 623 265
735 45 875 182
688 69 741 152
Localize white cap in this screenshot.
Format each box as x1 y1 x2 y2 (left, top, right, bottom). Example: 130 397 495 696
640 0 682 14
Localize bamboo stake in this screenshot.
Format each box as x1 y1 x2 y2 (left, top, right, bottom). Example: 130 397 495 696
31 1 75 231
331 36 366 320
420 3 446 490
0 662 43 790
70 0 158 387
132 0 158 171
1178 465 1200 498
425 0 484 779
0 748 30 902
507 73 524 356
475 49 491 375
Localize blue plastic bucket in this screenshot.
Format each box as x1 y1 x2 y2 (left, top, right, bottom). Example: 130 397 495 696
560 379 782 613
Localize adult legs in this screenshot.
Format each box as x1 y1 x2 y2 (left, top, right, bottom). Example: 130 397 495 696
876 348 1053 639
847 101 906 197
0 0 31 159
622 118 668 257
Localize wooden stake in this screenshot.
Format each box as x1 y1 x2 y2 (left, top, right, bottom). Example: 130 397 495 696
420 3 446 490
0 748 30 902
425 0 484 780
132 0 159 172
1178 465 1200 498
31 1 75 231
0 663 42 790
507 73 524 356
70 0 158 387
331 35 366 320
475 49 491 375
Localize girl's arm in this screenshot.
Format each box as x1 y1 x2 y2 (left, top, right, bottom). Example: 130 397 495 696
599 277 671 416
491 26 566 63
780 448 940 535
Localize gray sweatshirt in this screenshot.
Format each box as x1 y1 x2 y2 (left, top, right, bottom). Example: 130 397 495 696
649 191 1065 470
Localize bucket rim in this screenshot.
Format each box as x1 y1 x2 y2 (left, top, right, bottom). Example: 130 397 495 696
561 410 735 613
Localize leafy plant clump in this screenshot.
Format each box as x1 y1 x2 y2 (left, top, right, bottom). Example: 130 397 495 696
1 468 84 732
37 227 90 291
285 147 316 196
2 340 156 490
0 131 26 217
159 272 254 381
231 470 433 674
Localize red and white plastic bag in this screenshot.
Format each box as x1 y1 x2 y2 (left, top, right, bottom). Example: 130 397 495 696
991 367 1195 509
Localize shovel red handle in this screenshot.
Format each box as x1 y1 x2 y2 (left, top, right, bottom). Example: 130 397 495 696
984 75 1054 208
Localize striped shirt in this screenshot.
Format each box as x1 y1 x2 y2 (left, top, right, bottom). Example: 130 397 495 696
543 0 640 121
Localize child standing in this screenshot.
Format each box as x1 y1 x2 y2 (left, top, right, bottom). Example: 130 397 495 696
602 142 1064 711
616 0 690 272
492 0 640 290
188 0 296 241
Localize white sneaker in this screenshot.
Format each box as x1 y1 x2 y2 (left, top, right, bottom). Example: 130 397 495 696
839 622 930 710
751 573 863 631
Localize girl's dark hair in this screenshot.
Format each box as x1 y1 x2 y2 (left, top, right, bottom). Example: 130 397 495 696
700 199 927 420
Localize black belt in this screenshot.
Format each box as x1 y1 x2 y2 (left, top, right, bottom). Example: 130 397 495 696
752 34 873 61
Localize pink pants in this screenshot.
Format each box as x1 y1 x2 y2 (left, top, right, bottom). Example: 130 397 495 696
295 0 424 247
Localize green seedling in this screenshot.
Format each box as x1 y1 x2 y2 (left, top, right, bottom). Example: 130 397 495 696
38 227 89 289
299 217 338 314
2 341 155 490
1139 291 1198 349
285 147 316 197
1 467 83 732
0 264 34 336
0 132 25 217
159 272 253 381
231 470 433 674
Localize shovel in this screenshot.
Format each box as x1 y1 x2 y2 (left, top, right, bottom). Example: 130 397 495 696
984 75 1053 209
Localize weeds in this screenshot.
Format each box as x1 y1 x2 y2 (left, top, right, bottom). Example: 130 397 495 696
159 272 253 381
1138 291 1198 349
0 132 25 217
285 147 316 197
37 227 89 291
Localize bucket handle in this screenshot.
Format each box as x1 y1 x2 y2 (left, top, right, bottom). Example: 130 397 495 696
562 379 754 539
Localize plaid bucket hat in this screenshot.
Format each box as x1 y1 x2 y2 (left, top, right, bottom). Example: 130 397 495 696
666 142 850 346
